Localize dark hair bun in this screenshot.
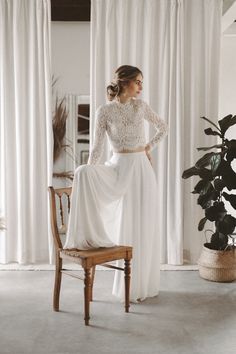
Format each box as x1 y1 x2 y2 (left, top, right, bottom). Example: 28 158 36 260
107 82 120 101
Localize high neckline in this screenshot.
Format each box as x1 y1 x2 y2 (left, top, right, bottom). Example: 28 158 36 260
114 98 134 106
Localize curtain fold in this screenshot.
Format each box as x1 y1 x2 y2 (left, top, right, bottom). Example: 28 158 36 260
0 0 52 263
90 0 222 264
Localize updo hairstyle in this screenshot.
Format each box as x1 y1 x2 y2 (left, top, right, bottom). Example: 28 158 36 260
107 65 143 101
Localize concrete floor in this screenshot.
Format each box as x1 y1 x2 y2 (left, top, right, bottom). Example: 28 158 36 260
0 270 236 354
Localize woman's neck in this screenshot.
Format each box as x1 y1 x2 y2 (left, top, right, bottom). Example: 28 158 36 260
116 96 132 104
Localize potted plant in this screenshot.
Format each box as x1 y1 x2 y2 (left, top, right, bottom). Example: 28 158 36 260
182 114 236 281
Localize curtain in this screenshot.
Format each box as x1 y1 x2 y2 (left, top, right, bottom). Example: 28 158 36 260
90 0 222 264
0 0 52 263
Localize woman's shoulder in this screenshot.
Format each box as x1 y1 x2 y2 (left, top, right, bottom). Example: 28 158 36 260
95 103 110 119
96 101 115 114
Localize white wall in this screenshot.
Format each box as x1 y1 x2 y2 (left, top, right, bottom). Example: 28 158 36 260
51 22 90 97
51 22 90 185
219 34 236 116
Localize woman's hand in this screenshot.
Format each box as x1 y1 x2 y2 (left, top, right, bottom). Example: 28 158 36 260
145 144 152 165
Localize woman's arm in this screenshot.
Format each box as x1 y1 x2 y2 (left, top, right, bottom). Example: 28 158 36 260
143 101 168 151
87 106 107 165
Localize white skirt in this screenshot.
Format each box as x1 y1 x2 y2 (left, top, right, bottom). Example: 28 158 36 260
64 151 160 302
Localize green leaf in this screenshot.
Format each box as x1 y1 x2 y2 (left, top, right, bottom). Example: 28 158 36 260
199 168 213 181
225 140 236 163
218 214 236 235
204 128 221 137
193 180 212 194
195 152 216 169
218 114 236 135
197 187 219 209
222 192 236 210
210 154 221 174
197 144 223 152
205 201 226 222
226 149 236 163
214 178 226 191
218 114 232 132
225 139 236 149
200 116 221 132
210 231 228 250
198 217 207 231
216 160 236 190
182 166 200 179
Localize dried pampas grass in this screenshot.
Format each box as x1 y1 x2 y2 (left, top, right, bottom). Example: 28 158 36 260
52 76 78 181
52 97 68 162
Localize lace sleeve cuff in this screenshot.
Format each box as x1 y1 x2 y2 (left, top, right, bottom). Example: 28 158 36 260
87 106 107 165
143 101 168 150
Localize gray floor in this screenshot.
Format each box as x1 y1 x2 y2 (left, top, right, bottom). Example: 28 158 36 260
0 270 236 354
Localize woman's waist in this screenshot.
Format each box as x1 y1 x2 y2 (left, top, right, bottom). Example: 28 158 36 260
113 146 146 154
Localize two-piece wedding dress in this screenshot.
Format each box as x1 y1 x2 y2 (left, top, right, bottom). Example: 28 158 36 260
64 98 168 302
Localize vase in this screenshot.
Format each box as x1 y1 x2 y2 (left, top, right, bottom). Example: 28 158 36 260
198 243 236 282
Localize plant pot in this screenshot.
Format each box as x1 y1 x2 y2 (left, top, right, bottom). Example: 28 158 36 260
198 243 236 282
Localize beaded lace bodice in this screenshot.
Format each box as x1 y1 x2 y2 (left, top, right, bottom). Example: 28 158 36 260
88 98 168 164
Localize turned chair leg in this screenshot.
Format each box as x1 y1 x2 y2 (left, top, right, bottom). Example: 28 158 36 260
90 266 96 302
124 259 131 313
84 268 92 325
53 254 62 311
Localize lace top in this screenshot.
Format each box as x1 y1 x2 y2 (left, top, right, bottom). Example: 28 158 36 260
88 98 168 164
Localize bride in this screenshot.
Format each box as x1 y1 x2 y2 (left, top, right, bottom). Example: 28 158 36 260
64 65 168 302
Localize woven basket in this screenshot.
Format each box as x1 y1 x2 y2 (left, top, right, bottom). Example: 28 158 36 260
198 243 236 282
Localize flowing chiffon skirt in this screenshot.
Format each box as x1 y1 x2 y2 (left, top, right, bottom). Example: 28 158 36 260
64 151 160 302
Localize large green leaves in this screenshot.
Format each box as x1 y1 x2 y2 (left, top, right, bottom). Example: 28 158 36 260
182 166 213 181
204 128 221 137
201 114 236 137
197 186 219 209
192 180 212 194
216 159 236 190
218 114 236 135
195 152 215 168
182 114 236 249
182 166 201 179
222 192 236 210
225 139 236 149
198 217 207 231
218 215 236 236
200 116 221 132
205 201 226 222
210 154 221 175
197 144 223 152
214 178 226 191
195 152 221 172
225 139 236 163
210 232 228 250
199 168 213 181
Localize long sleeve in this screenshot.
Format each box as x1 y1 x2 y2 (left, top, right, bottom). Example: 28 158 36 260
143 101 168 150
87 106 107 165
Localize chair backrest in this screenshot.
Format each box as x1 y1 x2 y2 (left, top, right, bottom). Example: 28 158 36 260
48 186 72 250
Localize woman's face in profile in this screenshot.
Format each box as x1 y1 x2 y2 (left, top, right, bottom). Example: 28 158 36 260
125 73 143 98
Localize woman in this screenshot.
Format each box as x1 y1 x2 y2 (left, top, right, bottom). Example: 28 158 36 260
64 65 168 302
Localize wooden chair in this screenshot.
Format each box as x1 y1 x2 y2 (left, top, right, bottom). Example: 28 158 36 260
48 186 132 325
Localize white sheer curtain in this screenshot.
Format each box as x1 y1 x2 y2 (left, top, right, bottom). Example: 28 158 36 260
0 0 52 263
90 0 222 264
